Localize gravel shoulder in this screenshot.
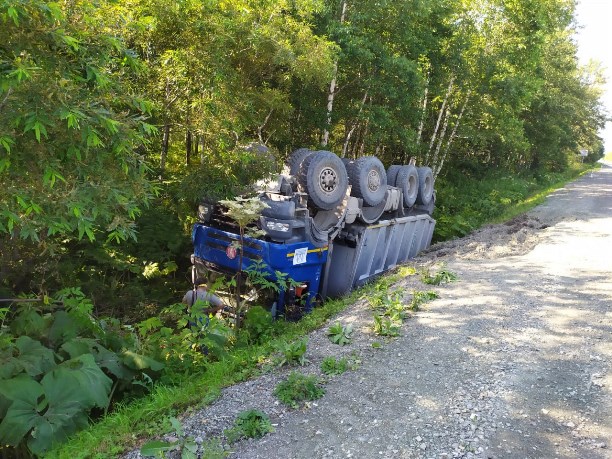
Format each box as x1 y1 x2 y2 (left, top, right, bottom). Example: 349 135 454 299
128 163 612 459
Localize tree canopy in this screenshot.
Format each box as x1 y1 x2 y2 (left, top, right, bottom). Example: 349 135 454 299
0 0 606 280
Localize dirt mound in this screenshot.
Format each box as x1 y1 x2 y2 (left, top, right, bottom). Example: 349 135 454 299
425 214 550 261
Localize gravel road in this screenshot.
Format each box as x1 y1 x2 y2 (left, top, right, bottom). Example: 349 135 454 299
129 163 612 459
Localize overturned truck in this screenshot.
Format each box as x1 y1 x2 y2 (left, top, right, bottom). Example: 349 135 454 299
190 148 436 317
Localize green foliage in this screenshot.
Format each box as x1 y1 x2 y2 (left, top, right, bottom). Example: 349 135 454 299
242 306 274 345
0 0 156 243
421 269 458 286
273 372 325 409
138 303 232 378
224 409 274 444
218 197 270 232
372 315 401 337
140 417 198 459
409 291 439 312
327 322 353 346
320 356 348 376
200 438 229 459
0 289 163 456
275 338 309 367
180 146 279 204
368 290 409 322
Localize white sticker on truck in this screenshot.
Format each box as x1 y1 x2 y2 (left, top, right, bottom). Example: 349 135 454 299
293 247 308 265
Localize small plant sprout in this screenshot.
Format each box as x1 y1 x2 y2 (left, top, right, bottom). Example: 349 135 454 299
410 290 439 311
274 372 325 408
372 315 401 337
224 409 274 444
421 267 458 285
321 356 349 375
275 337 309 367
327 322 353 345
140 417 198 459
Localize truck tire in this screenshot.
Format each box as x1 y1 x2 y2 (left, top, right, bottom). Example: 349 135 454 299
386 165 402 187
287 148 315 176
396 165 419 207
416 166 434 206
348 156 387 207
298 151 348 210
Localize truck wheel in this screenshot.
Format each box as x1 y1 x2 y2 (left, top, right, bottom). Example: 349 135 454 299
298 151 348 210
396 165 419 207
416 166 434 206
386 165 402 187
287 148 315 176
348 156 387 206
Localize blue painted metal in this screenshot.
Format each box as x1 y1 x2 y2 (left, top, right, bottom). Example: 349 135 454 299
192 223 328 313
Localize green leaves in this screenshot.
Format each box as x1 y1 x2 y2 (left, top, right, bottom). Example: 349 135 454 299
273 372 325 409
327 322 353 346
0 0 156 243
23 114 49 142
0 289 165 455
224 409 274 444
0 356 111 455
140 417 198 459
275 338 309 367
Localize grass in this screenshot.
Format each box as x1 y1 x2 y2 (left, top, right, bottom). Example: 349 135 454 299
49 162 599 458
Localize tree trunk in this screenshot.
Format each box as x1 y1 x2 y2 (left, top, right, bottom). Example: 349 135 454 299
186 130 192 166
358 117 370 157
425 76 454 165
342 89 368 157
434 90 471 179
200 136 206 164
321 1 347 147
416 78 429 145
160 124 170 172
431 105 451 173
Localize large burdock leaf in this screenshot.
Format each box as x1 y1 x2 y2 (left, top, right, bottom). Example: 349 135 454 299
42 354 112 409
14 336 57 377
121 350 165 372
0 375 44 445
0 355 112 454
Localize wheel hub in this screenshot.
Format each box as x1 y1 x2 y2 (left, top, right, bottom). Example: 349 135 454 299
367 170 381 192
319 167 337 193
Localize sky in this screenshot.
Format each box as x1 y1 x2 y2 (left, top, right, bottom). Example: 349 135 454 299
574 0 612 152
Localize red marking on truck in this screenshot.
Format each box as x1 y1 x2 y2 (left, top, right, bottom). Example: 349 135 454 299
226 246 237 259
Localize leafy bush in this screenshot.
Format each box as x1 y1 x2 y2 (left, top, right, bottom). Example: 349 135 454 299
242 306 274 344
224 409 274 444
320 357 348 376
327 322 353 345
273 372 325 408
275 338 309 367
138 302 233 379
0 288 163 456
